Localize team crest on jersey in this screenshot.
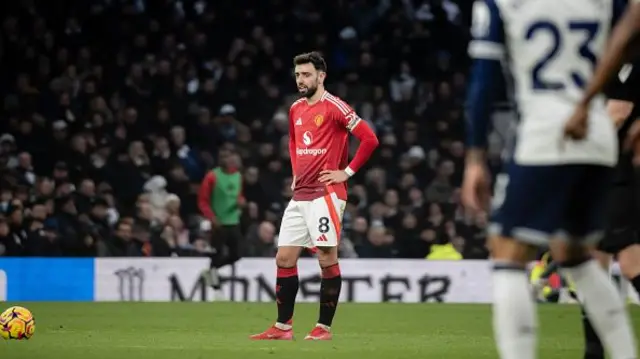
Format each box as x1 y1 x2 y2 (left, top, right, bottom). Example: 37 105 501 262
314 115 324 127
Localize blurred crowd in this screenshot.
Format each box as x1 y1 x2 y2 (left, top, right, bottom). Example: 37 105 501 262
0 0 491 260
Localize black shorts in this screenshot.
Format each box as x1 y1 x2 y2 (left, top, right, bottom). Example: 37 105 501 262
598 185 640 254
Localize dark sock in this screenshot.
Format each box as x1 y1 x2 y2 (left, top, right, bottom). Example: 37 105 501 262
581 306 605 359
276 266 299 325
318 264 342 328
629 274 640 295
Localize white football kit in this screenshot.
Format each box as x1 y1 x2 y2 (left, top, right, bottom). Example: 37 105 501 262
466 0 628 244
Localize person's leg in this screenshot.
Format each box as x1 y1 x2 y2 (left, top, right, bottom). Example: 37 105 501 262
250 201 310 340
304 193 345 341
579 250 611 359
555 165 637 359
489 236 538 359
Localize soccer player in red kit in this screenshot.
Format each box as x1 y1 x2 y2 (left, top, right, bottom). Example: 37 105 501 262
250 52 379 341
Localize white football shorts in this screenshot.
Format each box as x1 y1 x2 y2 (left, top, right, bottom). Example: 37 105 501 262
277 192 346 248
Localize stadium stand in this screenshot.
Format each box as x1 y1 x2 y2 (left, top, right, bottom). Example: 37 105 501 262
0 0 492 259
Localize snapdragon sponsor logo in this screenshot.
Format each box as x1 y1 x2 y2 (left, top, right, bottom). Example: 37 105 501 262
296 147 327 156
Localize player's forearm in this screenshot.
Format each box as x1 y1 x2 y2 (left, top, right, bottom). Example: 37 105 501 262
346 122 379 175
582 4 640 105
465 59 501 152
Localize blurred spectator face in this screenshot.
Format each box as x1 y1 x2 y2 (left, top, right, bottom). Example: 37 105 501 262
154 137 170 154
92 113 104 128
353 216 368 233
128 141 146 159
137 194 150 206
452 236 465 253
14 186 29 203
294 62 325 99
268 160 281 173
124 107 138 125
438 82 452 100
0 189 12 203
138 203 152 221
18 152 31 169
429 203 442 217
115 125 127 140
259 143 274 159
53 126 68 141
383 189 399 208
402 213 417 229
248 202 259 219
0 219 8 236
170 126 186 147
53 162 68 180
352 185 366 200
56 182 75 196
0 137 16 154
80 179 96 197
408 187 423 203
44 199 54 215
116 222 132 240
197 108 211 125
367 227 387 246
245 167 259 184
169 165 188 181
62 198 77 214
157 108 170 123
83 80 96 95
91 203 107 219
19 121 33 136
258 221 276 244
439 160 455 177
450 141 464 158
9 205 23 224
31 204 47 221
421 229 436 242
71 135 87 154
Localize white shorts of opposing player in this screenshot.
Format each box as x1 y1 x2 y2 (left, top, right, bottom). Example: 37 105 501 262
278 192 345 248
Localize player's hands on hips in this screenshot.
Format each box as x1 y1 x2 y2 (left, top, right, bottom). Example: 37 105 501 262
319 170 349 185
461 161 491 215
564 102 589 140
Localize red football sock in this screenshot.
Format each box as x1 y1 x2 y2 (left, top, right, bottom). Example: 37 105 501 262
318 263 342 327
276 266 299 324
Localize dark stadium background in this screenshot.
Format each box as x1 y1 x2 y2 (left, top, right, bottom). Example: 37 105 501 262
0 0 512 261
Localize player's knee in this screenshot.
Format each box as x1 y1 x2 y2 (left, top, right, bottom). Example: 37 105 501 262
316 246 338 268
549 240 590 266
275 247 300 268
618 244 640 278
488 236 534 265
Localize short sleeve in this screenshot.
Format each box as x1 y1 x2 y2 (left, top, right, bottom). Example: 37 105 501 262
468 0 505 61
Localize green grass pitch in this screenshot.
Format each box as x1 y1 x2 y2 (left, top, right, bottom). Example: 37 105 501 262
1 302 639 359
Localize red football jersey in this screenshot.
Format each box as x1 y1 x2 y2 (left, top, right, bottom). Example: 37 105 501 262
288 91 361 201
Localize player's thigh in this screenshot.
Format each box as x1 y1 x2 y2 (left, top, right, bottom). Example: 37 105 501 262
562 165 613 241
598 184 639 254
490 163 577 247
304 193 345 248
278 200 312 248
